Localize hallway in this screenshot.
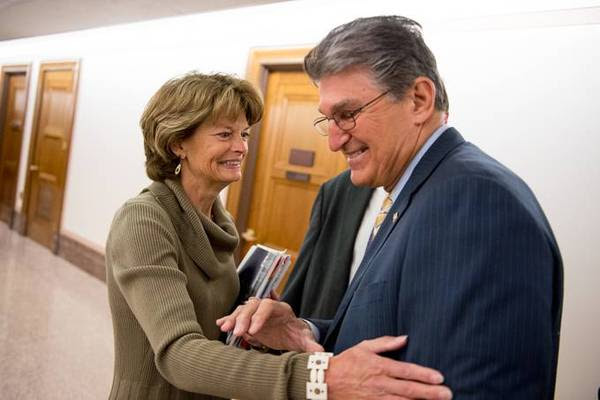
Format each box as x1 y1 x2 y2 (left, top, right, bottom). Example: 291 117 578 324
0 222 113 399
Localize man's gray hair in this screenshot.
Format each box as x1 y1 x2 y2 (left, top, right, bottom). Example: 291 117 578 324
304 15 449 112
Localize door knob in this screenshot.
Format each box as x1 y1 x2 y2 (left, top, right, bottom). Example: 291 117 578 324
29 164 39 171
241 228 257 242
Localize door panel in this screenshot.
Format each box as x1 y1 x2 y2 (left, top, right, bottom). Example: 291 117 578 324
242 70 347 290
0 71 28 224
25 62 78 250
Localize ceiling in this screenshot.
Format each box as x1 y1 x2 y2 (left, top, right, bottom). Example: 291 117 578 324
0 0 293 41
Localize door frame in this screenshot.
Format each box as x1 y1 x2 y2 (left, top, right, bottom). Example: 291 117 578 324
22 60 80 251
226 47 312 240
0 63 31 227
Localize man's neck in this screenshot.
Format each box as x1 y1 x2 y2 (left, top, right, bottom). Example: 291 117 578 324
384 112 445 192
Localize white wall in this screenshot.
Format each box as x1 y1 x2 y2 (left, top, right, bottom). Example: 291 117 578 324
1 0 598 397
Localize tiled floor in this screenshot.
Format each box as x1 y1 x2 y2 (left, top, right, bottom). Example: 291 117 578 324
0 222 113 399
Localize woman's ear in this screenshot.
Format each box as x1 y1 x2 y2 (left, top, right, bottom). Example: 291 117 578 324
411 77 436 124
169 140 184 159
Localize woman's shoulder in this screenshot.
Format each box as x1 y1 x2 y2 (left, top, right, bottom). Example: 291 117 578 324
107 189 180 258
110 188 175 236
115 189 162 216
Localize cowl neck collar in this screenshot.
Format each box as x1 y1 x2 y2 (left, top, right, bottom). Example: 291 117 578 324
146 179 238 278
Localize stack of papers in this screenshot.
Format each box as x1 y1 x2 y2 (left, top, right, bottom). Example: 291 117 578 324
226 244 291 347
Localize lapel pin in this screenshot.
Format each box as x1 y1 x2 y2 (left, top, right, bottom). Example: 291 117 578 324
392 212 399 223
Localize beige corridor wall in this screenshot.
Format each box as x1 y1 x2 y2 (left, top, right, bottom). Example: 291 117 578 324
0 0 599 398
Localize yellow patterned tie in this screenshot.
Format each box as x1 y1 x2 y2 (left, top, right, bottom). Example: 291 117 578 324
371 194 393 240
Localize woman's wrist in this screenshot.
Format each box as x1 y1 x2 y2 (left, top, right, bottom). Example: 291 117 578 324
306 352 333 399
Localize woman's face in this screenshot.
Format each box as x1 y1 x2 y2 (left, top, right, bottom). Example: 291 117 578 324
178 115 250 190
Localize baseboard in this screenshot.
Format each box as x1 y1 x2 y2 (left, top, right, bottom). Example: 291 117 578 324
12 211 26 235
6 213 106 281
57 231 106 282
0 204 12 225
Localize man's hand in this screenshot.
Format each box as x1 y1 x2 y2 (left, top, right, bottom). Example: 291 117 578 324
216 298 323 352
327 336 452 400
217 301 452 399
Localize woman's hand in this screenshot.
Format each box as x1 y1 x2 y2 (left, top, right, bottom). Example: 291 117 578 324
216 297 322 352
327 336 452 400
217 299 452 399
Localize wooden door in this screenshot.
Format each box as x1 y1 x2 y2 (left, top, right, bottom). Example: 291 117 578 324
241 70 347 288
0 69 28 225
24 61 79 250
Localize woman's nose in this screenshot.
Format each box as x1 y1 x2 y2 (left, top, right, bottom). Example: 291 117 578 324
232 134 248 153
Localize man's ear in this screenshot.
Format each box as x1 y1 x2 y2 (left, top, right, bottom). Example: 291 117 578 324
411 77 436 124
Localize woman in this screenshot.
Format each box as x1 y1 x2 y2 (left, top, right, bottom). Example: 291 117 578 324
105 72 451 400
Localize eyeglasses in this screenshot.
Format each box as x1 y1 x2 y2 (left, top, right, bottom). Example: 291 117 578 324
313 91 390 136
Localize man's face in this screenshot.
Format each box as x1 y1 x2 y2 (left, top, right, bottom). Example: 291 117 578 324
318 68 422 191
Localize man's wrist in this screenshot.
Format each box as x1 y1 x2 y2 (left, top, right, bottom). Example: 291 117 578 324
300 318 320 342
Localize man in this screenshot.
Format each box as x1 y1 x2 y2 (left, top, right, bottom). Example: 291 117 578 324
220 15 563 399
283 90 448 321
282 171 376 319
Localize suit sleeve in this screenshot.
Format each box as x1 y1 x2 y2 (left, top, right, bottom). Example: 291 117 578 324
306 318 332 343
108 200 310 399
397 176 558 399
281 184 325 314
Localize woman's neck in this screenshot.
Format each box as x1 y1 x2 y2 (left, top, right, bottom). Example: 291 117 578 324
178 173 223 218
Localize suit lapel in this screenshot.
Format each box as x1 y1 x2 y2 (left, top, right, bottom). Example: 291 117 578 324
323 128 465 347
364 128 465 263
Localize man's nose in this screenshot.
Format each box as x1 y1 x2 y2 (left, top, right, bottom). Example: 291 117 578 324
328 123 351 152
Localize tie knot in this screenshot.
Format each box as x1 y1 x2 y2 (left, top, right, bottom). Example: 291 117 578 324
371 194 393 240
380 194 393 213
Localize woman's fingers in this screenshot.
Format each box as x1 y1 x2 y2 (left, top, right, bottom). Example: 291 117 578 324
377 375 452 399
216 299 260 334
356 336 444 384
326 336 452 400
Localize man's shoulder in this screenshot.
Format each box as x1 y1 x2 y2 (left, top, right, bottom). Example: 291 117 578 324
322 169 372 195
438 142 528 191
322 169 352 189
423 142 550 226
319 170 373 214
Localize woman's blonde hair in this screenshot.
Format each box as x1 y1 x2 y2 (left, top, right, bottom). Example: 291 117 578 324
140 72 263 181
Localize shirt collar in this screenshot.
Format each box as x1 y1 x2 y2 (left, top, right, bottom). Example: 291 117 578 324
389 124 450 202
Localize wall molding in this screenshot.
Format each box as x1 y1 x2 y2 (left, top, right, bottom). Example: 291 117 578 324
57 230 106 282
439 6 600 31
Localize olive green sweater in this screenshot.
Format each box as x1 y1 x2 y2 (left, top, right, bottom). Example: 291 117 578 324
106 179 309 400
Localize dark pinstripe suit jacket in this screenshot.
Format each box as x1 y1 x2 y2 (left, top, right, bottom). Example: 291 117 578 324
314 128 563 399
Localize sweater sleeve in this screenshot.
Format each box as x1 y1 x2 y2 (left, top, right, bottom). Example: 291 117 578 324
107 199 310 399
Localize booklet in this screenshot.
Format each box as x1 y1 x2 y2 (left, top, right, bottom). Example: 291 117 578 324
226 244 291 347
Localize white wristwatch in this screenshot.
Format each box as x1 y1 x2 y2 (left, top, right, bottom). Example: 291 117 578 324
306 352 333 400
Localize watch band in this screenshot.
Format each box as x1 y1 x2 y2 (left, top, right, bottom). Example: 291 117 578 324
306 352 333 400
